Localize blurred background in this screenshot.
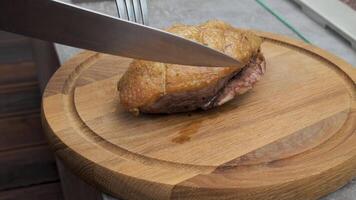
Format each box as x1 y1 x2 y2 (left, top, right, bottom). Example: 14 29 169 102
0 0 355 199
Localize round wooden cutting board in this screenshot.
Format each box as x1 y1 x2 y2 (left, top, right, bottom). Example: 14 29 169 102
42 32 356 200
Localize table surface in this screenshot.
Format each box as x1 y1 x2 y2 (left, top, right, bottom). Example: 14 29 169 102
55 0 356 199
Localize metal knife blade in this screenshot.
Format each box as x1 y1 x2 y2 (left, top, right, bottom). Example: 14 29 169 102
0 0 242 68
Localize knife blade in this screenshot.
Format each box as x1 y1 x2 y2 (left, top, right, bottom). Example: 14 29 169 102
0 0 242 68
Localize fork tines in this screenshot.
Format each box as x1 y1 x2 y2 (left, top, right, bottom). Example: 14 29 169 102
115 0 148 25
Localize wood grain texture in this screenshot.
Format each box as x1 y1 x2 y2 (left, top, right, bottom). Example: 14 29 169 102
0 113 59 190
0 113 45 152
42 31 356 200
0 182 63 200
0 62 37 85
0 145 58 190
0 30 59 191
0 82 41 118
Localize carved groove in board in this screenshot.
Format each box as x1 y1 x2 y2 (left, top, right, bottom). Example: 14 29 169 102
74 78 350 168
59 36 354 170
218 110 349 167
43 32 356 200
213 107 356 173
260 35 356 89
62 53 101 95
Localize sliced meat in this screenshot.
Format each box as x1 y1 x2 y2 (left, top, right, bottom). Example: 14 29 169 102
209 51 266 107
142 52 266 113
118 20 266 115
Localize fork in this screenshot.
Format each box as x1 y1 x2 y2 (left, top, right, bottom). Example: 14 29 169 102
115 0 148 25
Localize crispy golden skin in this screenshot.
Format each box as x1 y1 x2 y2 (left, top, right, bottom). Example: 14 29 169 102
118 20 263 114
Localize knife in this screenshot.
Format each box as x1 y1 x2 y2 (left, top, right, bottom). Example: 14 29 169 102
0 0 242 68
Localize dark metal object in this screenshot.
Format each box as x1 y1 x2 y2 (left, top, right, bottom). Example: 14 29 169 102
0 0 242 67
